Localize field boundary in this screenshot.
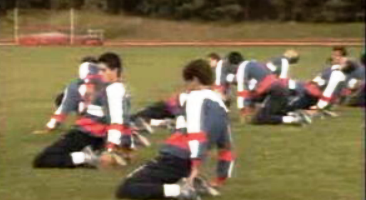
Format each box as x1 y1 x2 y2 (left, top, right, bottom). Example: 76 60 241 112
0 38 363 47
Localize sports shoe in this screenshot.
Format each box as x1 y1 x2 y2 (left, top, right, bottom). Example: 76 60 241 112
193 177 220 197
163 118 175 131
132 132 151 147
321 109 339 118
110 151 128 166
82 145 99 167
296 110 312 124
135 117 154 134
178 178 201 200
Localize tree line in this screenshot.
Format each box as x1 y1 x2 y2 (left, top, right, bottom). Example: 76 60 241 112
0 0 364 22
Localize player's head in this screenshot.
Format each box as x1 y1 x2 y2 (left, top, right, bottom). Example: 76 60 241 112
227 51 244 65
98 52 122 82
331 46 347 65
361 52 365 66
283 49 299 64
81 56 97 64
183 59 213 90
207 52 221 68
78 62 99 80
339 58 357 74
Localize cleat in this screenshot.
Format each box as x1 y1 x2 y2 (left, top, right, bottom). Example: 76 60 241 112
132 132 151 147
297 110 312 124
291 113 306 126
193 177 221 197
99 151 128 168
135 117 154 134
321 110 339 117
82 145 99 167
110 152 128 166
178 178 201 200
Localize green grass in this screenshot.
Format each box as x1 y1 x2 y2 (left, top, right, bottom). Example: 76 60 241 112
0 46 364 200
0 10 364 40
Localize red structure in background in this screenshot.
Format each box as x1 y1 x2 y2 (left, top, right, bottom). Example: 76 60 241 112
18 32 103 46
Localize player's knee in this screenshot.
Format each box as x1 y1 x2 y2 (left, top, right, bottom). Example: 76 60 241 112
252 113 267 124
115 179 134 199
33 152 49 168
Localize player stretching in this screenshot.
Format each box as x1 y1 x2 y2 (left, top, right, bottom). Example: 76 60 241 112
115 59 234 200
33 52 134 168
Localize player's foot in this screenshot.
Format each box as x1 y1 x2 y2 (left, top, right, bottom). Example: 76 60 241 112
321 110 339 118
291 111 311 126
82 145 99 167
163 119 175 131
193 177 221 197
132 132 151 147
135 117 154 134
110 152 128 166
297 110 312 124
178 178 201 200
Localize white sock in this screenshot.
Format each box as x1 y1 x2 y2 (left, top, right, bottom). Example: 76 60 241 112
163 184 181 197
282 116 295 124
150 119 165 126
71 152 86 165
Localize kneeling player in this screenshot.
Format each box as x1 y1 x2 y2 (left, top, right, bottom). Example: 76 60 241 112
115 59 234 200
33 52 134 168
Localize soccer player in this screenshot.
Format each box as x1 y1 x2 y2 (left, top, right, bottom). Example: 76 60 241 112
207 52 232 107
115 59 234 200
339 54 365 106
130 92 188 133
44 61 101 132
287 58 359 115
234 57 309 125
328 46 348 65
265 49 299 80
33 52 134 168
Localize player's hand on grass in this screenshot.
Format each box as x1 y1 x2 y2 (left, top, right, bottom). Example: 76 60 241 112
99 150 128 168
239 107 255 124
32 129 51 134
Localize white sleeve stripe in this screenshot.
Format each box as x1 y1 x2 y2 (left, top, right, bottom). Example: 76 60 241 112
106 83 125 124
266 62 277 72
227 161 235 178
280 58 289 79
188 140 200 158
322 71 345 98
236 61 249 92
215 60 223 85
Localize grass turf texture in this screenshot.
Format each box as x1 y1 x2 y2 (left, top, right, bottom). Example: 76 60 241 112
0 10 364 40
0 46 364 200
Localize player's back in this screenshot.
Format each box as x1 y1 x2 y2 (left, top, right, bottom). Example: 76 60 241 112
186 89 229 148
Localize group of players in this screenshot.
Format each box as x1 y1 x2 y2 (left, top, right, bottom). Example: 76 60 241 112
31 46 365 200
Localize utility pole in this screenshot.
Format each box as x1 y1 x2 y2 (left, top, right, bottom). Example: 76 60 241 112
70 7 75 45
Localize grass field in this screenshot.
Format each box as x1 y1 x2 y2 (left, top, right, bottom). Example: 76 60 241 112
0 46 364 200
0 10 364 41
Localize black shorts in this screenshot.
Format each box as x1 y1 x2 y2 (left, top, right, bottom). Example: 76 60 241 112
116 154 191 199
33 129 104 168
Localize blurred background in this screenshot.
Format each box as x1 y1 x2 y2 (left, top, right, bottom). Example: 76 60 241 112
0 0 364 44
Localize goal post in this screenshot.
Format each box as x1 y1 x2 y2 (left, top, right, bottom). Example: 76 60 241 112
14 7 19 44
13 8 104 46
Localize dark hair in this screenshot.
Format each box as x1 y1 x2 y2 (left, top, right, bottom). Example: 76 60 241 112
333 46 348 56
183 59 213 86
289 56 300 64
98 52 122 77
361 52 365 66
207 52 221 61
341 60 356 74
81 56 97 63
227 51 244 65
